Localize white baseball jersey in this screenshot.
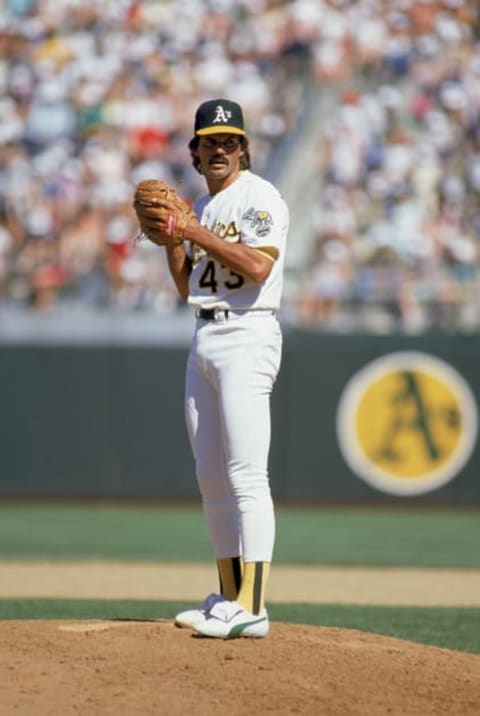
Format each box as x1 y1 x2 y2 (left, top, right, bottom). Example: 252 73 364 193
186 170 289 310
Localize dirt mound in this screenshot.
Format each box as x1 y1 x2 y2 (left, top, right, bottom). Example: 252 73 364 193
1 620 479 715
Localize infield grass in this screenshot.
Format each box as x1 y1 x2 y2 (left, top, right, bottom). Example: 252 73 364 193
0 503 479 566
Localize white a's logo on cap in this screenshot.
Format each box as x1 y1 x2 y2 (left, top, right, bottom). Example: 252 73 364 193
213 105 232 124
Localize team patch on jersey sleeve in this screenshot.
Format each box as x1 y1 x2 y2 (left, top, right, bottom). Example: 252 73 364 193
242 207 274 237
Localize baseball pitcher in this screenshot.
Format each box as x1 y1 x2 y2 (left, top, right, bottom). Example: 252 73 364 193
133 98 289 638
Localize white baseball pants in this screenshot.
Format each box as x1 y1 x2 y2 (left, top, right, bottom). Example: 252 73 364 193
185 313 282 562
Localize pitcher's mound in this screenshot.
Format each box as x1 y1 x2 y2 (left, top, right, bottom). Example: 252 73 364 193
2 620 479 715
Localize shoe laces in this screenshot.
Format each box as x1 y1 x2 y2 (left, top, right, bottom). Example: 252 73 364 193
208 600 243 622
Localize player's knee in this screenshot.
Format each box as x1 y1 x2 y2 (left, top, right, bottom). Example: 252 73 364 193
228 472 271 500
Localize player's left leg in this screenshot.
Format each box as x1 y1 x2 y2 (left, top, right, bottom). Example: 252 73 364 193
216 314 282 615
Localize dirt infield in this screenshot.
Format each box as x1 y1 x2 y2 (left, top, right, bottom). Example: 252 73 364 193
2 561 480 605
1 619 480 715
2 563 480 714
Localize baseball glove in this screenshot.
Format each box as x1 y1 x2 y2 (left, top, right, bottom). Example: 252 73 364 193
133 179 194 247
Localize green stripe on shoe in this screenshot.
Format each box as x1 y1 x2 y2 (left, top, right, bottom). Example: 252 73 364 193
228 617 268 638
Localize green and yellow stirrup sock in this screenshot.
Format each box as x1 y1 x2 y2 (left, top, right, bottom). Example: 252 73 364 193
216 556 243 600
236 561 270 615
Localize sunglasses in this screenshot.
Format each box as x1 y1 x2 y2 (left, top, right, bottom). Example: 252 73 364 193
200 136 242 152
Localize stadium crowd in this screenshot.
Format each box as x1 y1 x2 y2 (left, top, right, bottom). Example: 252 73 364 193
0 0 306 313
0 0 479 334
294 0 480 333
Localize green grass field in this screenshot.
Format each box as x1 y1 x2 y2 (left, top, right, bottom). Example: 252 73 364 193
1 502 479 654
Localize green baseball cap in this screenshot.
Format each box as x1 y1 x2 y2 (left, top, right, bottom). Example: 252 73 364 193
194 99 246 136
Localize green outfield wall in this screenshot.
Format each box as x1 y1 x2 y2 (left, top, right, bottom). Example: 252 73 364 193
1 331 479 502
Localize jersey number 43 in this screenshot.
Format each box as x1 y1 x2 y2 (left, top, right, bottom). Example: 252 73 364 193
199 260 245 293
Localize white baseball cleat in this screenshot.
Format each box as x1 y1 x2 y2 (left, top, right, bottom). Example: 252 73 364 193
174 592 224 629
193 600 269 639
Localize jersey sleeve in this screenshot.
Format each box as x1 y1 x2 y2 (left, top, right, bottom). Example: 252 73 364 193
239 183 288 259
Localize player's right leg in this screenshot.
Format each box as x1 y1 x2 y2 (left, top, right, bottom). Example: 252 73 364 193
184 347 242 561
177 346 243 628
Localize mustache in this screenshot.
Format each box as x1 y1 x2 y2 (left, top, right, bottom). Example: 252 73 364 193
209 155 228 165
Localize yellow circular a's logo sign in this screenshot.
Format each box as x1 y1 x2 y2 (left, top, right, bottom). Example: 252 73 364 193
336 352 478 496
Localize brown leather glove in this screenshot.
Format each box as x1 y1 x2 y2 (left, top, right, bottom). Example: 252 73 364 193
133 179 194 246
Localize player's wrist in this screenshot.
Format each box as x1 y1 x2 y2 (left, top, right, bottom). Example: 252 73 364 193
184 220 218 252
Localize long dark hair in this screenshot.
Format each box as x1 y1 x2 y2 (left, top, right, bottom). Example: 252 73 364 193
188 135 251 174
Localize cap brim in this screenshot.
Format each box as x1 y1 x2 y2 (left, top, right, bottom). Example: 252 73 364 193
196 126 246 136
